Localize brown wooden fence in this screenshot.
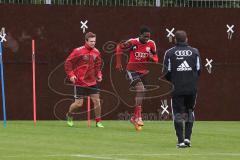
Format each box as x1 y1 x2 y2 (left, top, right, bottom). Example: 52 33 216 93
0 5 240 120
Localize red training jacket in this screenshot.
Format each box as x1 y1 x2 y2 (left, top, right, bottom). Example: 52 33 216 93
65 44 102 87
116 38 158 73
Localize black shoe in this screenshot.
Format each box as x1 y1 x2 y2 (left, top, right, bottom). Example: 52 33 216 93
184 139 191 147
177 142 187 148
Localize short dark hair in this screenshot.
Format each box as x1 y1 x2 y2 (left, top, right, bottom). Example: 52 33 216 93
85 32 96 41
175 30 187 43
140 26 151 35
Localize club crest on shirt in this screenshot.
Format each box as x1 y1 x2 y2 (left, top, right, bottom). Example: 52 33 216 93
146 47 151 52
132 45 137 50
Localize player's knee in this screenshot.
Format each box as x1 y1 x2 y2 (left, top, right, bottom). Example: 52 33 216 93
74 101 83 107
136 84 145 92
174 113 184 122
139 86 145 92
135 87 145 99
92 99 101 108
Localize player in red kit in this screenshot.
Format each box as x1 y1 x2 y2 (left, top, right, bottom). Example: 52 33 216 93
65 32 104 128
116 26 158 130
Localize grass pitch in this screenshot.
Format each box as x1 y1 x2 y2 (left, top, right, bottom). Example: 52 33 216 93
0 121 239 160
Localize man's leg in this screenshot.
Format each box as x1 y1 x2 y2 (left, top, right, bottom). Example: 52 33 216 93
90 93 104 128
184 94 197 146
135 81 145 106
66 86 85 126
127 71 145 128
66 98 84 126
67 98 84 116
172 95 186 147
133 81 145 126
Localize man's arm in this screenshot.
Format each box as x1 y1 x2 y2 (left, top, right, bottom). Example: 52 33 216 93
149 41 158 63
162 51 171 81
64 49 78 83
196 50 201 76
95 53 103 82
115 40 132 70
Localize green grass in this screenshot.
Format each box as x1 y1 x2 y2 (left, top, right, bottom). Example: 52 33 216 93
0 121 240 160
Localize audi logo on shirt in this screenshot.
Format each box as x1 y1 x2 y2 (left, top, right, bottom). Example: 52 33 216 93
134 52 149 60
175 50 192 56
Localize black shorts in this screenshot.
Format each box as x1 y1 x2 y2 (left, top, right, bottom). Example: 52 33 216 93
126 70 146 87
171 94 197 114
74 85 99 99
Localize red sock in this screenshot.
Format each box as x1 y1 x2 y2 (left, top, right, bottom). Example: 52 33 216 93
95 117 101 123
134 106 142 118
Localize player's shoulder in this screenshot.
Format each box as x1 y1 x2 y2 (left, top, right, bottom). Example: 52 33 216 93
74 46 85 52
128 38 139 44
165 46 177 56
147 39 156 45
192 47 199 53
93 48 100 54
147 39 156 48
188 46 200 55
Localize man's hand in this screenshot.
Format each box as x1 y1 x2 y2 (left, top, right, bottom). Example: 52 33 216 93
149 53 158 62
70 75 77 84
97 76 102 82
